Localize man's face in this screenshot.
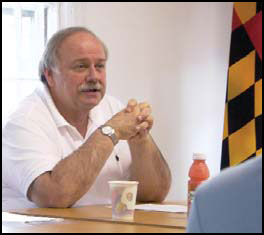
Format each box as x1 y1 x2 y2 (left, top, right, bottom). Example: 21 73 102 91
48 32 107 112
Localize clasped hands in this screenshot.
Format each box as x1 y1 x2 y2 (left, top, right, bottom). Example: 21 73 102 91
125 99 153 141
106 99 153 142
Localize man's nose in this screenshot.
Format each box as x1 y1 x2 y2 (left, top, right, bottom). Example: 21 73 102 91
85 65 99 82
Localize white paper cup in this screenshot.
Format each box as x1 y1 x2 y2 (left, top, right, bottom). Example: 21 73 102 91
108 181 138 220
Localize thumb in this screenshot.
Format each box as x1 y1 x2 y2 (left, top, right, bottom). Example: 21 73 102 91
125 99 137 112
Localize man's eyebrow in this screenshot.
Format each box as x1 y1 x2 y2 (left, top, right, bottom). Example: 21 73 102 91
72 58 107 63
97 59 107 62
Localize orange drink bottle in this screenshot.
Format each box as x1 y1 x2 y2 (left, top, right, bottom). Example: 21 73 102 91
187 153 210 215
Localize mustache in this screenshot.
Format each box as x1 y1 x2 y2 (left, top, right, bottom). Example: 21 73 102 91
79 82 102 92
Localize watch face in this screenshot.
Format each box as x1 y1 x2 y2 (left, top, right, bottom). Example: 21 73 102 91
100 125 117 145
102 126 113 135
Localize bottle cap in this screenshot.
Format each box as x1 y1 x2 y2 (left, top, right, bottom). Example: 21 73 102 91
193 153 206 160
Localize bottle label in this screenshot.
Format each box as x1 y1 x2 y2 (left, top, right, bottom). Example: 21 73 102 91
187 190 195 215
189 190 195 203
187 181 204 215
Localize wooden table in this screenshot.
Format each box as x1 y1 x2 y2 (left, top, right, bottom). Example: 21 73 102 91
2 203 187 233
2 219 185 233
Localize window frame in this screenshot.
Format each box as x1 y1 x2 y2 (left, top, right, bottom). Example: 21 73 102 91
2 2 58 81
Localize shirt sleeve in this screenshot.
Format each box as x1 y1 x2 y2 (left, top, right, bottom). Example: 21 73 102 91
2 116 62 200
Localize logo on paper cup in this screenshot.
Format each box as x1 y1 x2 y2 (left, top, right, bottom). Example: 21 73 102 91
121 187 136 210
126 192 133 202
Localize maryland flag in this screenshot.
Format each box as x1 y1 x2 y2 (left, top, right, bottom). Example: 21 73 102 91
221 2 262 169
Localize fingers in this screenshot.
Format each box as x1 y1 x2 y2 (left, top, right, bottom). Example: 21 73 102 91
136 121 149 131
126 100 153 126
136 115 154 132
137 107 151 122
138 102 151 110
145 115 153 130
137 102 152 128
137 117 152 137
124 99 154 137
125 99 137 112
125 100 151 113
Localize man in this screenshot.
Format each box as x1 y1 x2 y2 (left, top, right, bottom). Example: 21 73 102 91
187 156 262 233
2 27 171 210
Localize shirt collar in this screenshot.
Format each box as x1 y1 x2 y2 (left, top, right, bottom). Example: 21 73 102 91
39 85 69 128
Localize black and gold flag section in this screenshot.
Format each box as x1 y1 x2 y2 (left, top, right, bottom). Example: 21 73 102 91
221 2 262 169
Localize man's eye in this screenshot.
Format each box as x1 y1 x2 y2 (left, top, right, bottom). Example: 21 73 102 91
77 64 86 68
74 64 87 70
96 64 105 69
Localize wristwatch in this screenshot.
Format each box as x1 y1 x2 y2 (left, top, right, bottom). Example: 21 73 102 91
99 125 119 145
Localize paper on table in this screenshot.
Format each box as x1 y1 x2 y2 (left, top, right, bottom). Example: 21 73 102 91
2 212 64 223
135 204 187 213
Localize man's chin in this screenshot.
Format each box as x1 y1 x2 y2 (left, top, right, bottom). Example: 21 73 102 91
82 96 103 108
79 91 104 107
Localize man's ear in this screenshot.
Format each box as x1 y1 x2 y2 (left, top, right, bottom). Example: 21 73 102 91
44 68 55 87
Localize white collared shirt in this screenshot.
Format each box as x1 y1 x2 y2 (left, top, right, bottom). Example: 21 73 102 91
2 84 131 210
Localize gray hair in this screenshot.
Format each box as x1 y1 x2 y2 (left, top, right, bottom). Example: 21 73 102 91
39 27 108 86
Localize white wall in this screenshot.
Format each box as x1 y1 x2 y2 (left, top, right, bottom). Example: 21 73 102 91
59 2 233 201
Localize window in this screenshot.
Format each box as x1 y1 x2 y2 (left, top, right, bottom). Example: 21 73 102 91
2 2 58 127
